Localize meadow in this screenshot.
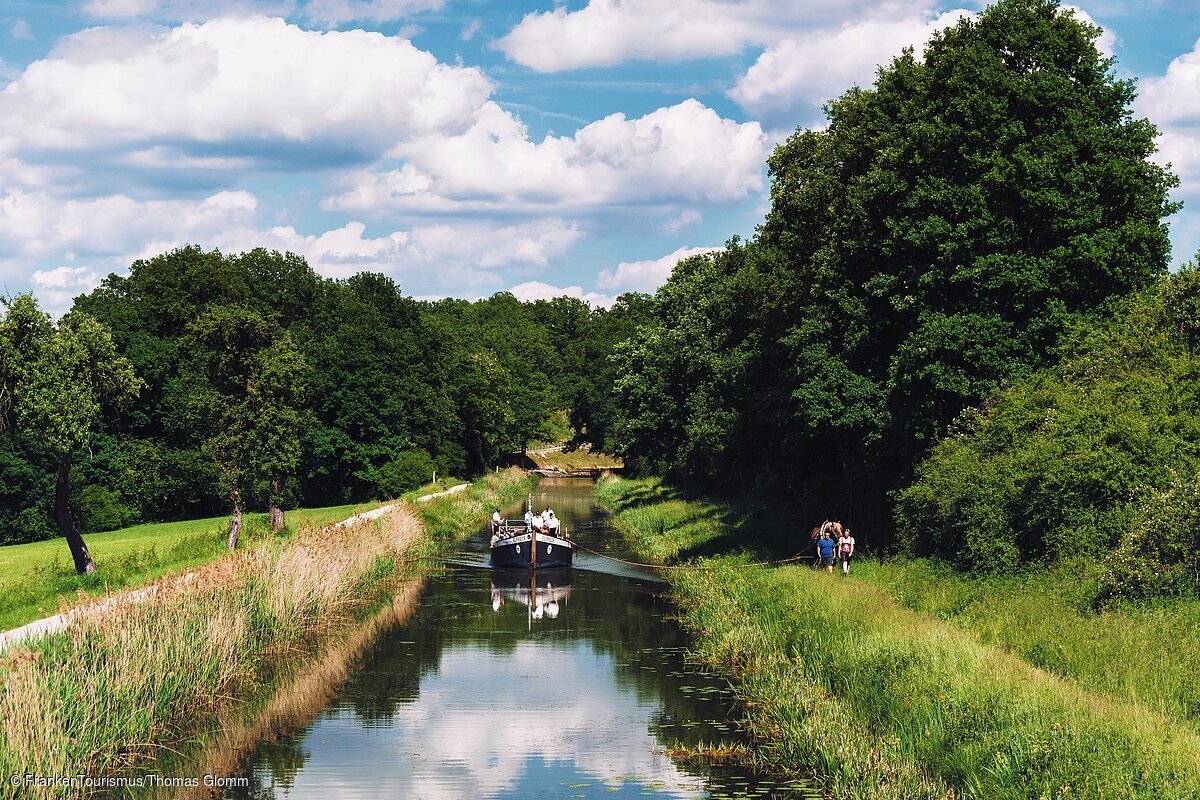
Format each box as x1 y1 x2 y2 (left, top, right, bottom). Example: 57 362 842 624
598 476 1200 799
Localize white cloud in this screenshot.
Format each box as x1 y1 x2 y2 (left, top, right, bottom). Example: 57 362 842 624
0 184 583 302
330 99 768 214
660 209 702 234
10 19 32 41
494 0 889 73
1139 39 1200 196
509 281 615 307
595 245 719 294
82 0 441 24
460 18 481 41
0 17 491 169
30 267 104 314
730 9 971 125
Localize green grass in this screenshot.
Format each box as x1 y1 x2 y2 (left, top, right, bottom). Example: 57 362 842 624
416 467 536 546
0 500 390 631
598 476 1200 799
852 557 1200 728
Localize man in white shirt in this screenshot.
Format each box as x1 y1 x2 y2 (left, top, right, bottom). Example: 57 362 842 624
491 508 502 533
532 512 544 531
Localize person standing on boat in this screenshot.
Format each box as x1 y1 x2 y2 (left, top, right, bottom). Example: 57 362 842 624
492 508 502 533
524 508 533 528
532 511 544 532
547 510 560 535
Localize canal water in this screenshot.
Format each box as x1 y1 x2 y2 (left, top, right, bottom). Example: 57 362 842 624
215 478 816 800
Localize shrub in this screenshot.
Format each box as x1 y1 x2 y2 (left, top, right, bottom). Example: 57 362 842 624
1097 474 1200 603
897 267 1200 578
368 449 436 498
74 485 139 533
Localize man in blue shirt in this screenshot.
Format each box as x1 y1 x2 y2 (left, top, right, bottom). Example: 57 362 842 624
816 530 837 573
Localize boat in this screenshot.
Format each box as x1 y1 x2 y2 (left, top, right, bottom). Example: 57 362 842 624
489 494 573 569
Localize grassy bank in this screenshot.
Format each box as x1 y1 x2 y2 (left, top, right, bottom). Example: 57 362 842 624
598 476 1200 799
416 467 535 544
0 470 530 798
0 500 393 632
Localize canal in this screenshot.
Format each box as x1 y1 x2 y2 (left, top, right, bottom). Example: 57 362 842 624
214 478 815 800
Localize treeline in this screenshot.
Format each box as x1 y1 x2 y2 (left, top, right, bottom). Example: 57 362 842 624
0 246 650 558
605 0 1185 588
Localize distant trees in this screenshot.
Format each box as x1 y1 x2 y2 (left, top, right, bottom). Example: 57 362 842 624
0 297 141 572
610 0 1178 535
0 246 648 547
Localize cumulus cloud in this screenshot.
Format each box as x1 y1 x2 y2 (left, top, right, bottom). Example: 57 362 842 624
1139 38 1200 195
509 281 615 307
595 245 719 294
494 0 887 72
329 99 769 214
82 0 439 24
0 184 582 302
0 17 491 175
730 9 971 125
660 209 702 234
30 267 104 314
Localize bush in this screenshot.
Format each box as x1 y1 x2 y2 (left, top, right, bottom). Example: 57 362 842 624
897 268 1200 578
75 484 139 533
368 449 436 498
1097 474 1200 603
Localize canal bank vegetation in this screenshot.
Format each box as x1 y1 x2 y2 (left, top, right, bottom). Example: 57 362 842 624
0 470 527 798
0 499 394 631
599 476 1200 799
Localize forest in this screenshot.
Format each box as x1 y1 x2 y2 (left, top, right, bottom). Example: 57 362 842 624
0 249 649 561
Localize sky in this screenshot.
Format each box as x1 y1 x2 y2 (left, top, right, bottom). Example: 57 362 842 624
0 0 1199 312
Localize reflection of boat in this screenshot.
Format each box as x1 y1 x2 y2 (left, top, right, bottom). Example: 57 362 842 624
490 567 572 620
489 494 573 569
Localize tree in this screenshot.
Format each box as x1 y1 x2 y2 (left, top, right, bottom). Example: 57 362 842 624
183 306 308 546
0 296 141 573
612 0 1179 534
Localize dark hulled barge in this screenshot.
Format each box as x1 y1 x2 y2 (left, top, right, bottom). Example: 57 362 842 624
490 495 573 569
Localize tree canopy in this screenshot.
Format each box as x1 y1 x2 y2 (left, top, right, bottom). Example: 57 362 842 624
610 0 1178 536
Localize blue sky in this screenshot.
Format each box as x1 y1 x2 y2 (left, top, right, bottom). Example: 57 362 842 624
0 0 1198 312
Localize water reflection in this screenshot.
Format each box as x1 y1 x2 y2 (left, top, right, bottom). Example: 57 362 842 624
490 567 572 622
217 479 815 800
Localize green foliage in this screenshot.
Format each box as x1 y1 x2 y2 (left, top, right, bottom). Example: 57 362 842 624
181 305 309 510
898 268 1200 584
365 449 436 498
73 485 138 534
610 0 1178 535
1099 475 1200 603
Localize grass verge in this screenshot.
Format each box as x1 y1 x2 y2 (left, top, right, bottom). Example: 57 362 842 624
0 470 531 798
598 475 1200 799
0 500 392 632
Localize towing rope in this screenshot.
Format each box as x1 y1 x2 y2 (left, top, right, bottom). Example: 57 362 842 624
569 539 814 571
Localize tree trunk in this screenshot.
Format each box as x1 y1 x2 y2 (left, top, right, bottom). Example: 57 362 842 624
268 474 285 533
55 456 95 575
228 490 242 550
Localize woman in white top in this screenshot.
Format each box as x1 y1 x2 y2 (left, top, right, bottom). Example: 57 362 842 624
838 530 855 575
547 510 560 534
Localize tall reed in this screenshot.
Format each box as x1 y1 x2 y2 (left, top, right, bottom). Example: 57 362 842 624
0 506 423 797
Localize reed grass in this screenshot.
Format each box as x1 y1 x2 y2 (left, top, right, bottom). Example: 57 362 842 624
0 469 531 798
600 476 1200 799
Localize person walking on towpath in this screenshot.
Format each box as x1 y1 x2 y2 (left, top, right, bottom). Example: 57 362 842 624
816 529 837 573
838 529 855 576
